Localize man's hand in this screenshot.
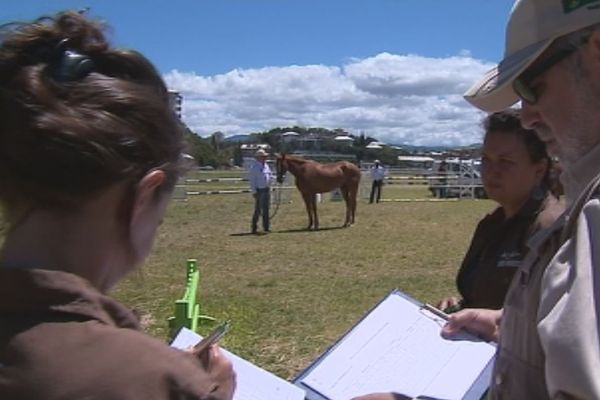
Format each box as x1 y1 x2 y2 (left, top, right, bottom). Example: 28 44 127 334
436 296 461 312
252 192 257 199
441 308 502 342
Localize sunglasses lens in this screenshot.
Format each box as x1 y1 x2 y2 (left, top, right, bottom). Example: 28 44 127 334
513 79 536 104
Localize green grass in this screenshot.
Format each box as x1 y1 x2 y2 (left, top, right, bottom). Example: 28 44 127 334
111 179 494 379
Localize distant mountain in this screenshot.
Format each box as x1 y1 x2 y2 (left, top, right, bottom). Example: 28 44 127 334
224 134 251 143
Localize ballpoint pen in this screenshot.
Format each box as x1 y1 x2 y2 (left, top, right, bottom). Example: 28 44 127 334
193 320 230 354
421 303 450 321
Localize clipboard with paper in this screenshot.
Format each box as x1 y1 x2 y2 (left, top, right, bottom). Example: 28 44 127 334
170 326 305 400
293 289 496 400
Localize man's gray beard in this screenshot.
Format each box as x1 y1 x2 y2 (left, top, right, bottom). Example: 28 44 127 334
561 75 600 166
555 55 600 166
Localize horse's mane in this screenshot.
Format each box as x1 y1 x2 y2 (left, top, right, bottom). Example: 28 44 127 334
283 154 309 164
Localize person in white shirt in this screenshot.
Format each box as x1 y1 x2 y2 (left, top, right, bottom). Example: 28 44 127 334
369 160 386 203
248 149 273 234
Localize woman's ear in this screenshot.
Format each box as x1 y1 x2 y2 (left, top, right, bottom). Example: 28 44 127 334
126 169 169 263
131 170 166 223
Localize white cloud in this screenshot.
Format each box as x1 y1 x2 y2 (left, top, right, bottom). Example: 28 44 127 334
164 52 494 147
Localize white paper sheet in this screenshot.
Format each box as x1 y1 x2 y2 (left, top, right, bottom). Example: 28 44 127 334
171 327 305 400
300 293 495 400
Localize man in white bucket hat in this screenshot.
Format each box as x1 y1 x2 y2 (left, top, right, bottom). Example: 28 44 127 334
248 148 273 234
369 160 386 203
353 1 600 399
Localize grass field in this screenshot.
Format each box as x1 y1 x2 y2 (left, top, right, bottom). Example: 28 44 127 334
110 175 495 380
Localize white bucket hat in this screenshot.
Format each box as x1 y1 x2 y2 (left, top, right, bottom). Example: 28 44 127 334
255 148 268 157
464 0 600 112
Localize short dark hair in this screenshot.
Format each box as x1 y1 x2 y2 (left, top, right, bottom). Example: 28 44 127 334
482 108 554 195
482 108 548 164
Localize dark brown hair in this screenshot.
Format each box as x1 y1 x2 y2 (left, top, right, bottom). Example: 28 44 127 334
483 108 554 194
483 108 549 164
0 11 186 216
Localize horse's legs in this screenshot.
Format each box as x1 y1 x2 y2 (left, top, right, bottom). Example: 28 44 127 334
349 183 359 224
340 186 351 227
301 192 314 230
312 193 319 230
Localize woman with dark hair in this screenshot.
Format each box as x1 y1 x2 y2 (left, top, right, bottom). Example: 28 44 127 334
0 11 234 399
436 109 564 312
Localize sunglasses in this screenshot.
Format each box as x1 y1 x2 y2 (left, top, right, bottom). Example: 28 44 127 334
512 46 579 104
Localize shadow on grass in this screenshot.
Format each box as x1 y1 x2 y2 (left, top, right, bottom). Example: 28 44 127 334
272 226 347 234
230 226 347 236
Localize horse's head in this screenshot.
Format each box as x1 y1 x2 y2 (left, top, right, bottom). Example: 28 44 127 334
275 153 287 183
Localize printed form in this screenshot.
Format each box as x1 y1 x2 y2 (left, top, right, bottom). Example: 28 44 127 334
171 327 305 400
299 293 495 400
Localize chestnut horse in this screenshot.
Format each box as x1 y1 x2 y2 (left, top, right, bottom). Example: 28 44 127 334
275 154 361 230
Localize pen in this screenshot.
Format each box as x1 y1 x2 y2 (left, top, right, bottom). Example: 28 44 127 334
193 320 230 354
421 303 450 321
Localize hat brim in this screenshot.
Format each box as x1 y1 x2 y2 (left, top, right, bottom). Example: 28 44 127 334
464 39 552 112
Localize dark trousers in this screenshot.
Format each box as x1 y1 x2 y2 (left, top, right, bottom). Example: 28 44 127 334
251 188 270 232
369 180 383 203
437 181 448 198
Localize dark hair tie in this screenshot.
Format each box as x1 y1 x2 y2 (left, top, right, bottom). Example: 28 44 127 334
49 38 95 82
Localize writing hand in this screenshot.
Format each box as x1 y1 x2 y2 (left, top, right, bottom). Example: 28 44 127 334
200 345 236 400
441 308 502 342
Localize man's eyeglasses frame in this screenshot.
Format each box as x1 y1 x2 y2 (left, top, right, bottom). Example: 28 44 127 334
512 31 591 104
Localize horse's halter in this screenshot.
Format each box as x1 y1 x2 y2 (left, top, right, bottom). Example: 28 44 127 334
276 157 287 183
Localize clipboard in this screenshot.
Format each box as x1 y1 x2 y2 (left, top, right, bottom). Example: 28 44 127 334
170 326 305 400
293 289 495 400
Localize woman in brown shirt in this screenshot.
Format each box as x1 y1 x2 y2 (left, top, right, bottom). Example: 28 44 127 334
0 11 234 400
438 109 564 311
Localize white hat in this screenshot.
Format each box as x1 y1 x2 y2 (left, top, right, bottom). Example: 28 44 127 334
255 148 268 157
464 0 600 112
374 160 380 164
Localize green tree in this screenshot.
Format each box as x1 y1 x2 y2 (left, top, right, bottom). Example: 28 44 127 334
210 131 225 151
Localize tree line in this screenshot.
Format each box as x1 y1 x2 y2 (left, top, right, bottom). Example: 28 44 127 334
181 123 480 168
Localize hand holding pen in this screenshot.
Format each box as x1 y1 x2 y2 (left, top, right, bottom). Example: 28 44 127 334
188 321 236 399
192 320 230 366
193 321 230 354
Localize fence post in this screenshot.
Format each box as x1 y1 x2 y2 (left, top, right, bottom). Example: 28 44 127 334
167 258 215 339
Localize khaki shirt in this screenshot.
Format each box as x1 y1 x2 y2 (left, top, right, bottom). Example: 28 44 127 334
492 144 600 399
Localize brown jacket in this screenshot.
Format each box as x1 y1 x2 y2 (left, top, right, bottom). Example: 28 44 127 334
0 268 225 400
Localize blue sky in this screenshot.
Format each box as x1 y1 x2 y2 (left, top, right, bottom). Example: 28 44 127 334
4 1 516 146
